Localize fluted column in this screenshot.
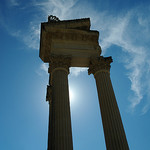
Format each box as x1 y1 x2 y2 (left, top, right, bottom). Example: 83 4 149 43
88 56 129 150
46 55 73 150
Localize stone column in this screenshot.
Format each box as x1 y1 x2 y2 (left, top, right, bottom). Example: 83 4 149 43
46 55 73 150
88 56 129 150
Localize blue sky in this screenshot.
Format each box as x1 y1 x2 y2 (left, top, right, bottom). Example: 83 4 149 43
0 0 150 149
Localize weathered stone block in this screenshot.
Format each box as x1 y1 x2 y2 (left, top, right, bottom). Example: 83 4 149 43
40 17 101 67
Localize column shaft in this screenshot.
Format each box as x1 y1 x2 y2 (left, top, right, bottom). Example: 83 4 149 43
88 56 129 150
50 70 73 150
47 55 73 150
95 72 129 150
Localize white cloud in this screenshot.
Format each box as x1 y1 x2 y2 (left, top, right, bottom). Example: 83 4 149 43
97 8 150 113
33 1 150 113
9 0 19 6
142 103 150 115
40 63 48 73
70 67 87 76
23 22 40 50
36 63 48 76
38 64 87 77
1 0 150 114
33 0 77 20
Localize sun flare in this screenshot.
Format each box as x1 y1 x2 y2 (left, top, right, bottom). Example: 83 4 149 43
69 89 74 101
69 88 75 103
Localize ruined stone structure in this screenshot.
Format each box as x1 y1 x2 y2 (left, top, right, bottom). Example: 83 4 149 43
39 15 129 150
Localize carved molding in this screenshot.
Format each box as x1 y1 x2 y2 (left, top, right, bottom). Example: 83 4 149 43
48 55 71 74
88 56 113 75
46 85 52 103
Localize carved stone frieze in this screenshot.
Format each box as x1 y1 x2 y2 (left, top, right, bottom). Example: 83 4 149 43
48 55 71 74
45 31 99 43
88 56 113 75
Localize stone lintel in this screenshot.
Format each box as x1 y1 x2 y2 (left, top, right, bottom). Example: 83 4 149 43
40 27 101 67
40 17 101 67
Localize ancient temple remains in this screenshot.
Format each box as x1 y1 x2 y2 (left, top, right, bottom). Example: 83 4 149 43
39 15 129 150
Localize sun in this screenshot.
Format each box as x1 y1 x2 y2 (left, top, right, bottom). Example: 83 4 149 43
69 89 74 100
69 88 75 103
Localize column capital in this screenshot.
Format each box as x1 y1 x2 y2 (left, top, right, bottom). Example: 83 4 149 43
48 55 71 74
88 56 113 76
